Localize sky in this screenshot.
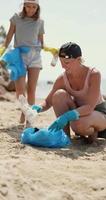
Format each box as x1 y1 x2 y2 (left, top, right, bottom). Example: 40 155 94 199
0 0 106 81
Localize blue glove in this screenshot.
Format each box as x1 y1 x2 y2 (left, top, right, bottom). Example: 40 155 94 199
48 109 80 131
32 105 42 113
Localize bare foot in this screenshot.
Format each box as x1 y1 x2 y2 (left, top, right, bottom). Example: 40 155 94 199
19 112 25 124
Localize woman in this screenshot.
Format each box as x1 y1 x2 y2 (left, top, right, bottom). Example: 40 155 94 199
33 42 106 142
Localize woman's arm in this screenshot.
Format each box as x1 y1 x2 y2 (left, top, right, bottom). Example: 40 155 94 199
39 75 65 111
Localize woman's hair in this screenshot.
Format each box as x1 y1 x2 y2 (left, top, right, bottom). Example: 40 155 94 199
79 57 84 64
20 4 40 20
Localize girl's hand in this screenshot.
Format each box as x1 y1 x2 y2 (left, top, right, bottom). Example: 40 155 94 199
43 46 59 55
0 46 6 56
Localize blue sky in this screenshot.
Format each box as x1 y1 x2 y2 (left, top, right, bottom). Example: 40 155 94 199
0 0 106 80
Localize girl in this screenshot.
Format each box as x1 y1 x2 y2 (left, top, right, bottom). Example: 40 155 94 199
2 0 45 124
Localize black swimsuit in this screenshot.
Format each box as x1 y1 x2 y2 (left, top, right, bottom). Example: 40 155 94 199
94 101 106 115
94 101 106 138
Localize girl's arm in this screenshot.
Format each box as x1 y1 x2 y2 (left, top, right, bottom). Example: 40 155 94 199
3 22 15 48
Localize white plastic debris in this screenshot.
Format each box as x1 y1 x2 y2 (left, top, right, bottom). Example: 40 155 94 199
18 95 37 127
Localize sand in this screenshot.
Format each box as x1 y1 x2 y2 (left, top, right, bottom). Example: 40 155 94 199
0 98 106 200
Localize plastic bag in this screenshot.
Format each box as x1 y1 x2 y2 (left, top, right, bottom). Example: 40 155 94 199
18 95 38 127
21 127 71 148
1 47 30 80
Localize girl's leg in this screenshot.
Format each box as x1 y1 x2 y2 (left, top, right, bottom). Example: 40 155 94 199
15 76 26 123
27 68 40 105
52 89 76 136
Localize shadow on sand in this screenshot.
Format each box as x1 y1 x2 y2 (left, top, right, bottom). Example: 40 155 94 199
1 125 106 160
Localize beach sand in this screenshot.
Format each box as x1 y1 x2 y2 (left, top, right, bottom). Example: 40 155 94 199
0 98 106 200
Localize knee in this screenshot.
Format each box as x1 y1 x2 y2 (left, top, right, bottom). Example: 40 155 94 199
52 89 68 105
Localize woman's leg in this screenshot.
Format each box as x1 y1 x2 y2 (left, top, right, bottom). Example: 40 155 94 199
71 111 106 142
15 76 26 123
52 89 76 136
27 68 40 105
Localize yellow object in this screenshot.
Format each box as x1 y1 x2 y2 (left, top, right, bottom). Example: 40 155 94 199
0 46 6 56
43 46 59 55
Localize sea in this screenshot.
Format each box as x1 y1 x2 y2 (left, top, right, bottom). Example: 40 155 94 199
36 80 53 99
36 79 106 99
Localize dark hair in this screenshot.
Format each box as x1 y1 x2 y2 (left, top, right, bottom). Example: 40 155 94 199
20 4 40 20
59 42 82 59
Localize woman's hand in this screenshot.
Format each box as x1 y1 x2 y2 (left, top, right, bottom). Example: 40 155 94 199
32 105 42 113
48 109 80 131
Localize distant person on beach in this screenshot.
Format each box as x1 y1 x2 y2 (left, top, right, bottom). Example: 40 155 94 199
0 0 44 124
32 42 106 143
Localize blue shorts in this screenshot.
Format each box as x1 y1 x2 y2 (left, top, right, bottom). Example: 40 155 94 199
22 47 42 69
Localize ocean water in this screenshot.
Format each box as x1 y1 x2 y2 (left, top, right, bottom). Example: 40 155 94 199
36 80 53 99
101 79 106 94
36 79 106 99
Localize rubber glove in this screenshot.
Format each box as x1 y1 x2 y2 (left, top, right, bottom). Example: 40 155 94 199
0 46 6 56
48 109 80 131
43 46 59 55
32 105 42 113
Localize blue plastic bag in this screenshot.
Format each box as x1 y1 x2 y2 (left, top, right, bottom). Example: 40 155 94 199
1 46 30 80
21 127 71 148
